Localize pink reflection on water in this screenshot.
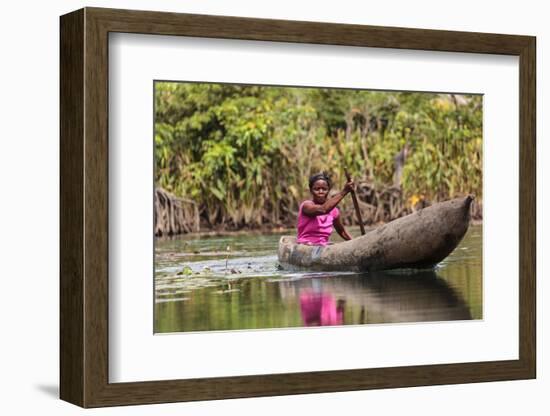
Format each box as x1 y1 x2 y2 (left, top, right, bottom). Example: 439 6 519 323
299 290 344 326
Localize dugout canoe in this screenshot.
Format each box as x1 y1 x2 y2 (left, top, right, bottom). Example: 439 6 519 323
278 196 474 272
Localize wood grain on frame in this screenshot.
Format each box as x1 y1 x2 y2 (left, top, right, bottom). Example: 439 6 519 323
60 7 536 408
60 8 85 406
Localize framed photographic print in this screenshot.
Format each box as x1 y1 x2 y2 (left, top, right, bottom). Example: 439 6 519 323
60 7 536 408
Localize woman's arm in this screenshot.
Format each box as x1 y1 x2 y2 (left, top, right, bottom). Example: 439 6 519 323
302 181 355 217
333 216 353 241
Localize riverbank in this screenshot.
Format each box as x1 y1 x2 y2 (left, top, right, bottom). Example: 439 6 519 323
155 218 483 241
155 187 482 238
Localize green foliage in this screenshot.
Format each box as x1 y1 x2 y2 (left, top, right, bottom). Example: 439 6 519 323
155 81 482 228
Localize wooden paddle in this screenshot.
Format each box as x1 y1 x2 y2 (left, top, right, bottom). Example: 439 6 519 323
344 169 366 235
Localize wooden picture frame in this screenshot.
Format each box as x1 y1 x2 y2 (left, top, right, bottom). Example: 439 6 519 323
60 7 536 408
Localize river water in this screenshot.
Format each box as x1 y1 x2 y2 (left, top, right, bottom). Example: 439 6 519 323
155 225 482 333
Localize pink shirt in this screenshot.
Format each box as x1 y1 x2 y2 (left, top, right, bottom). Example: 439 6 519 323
296 200 340 246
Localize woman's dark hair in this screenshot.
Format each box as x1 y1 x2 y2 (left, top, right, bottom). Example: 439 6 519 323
308 172 332 190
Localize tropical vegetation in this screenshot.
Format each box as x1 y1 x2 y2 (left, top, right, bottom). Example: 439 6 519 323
155 82 482 231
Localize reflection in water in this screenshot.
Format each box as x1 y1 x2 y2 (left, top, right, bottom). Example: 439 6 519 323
299 289 345 326
155 225 482 333
292 271 471 327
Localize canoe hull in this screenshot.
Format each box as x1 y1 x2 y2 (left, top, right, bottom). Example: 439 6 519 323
278 196 473 272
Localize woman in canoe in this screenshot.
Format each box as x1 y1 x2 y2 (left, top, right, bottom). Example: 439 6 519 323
296 172 354 246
